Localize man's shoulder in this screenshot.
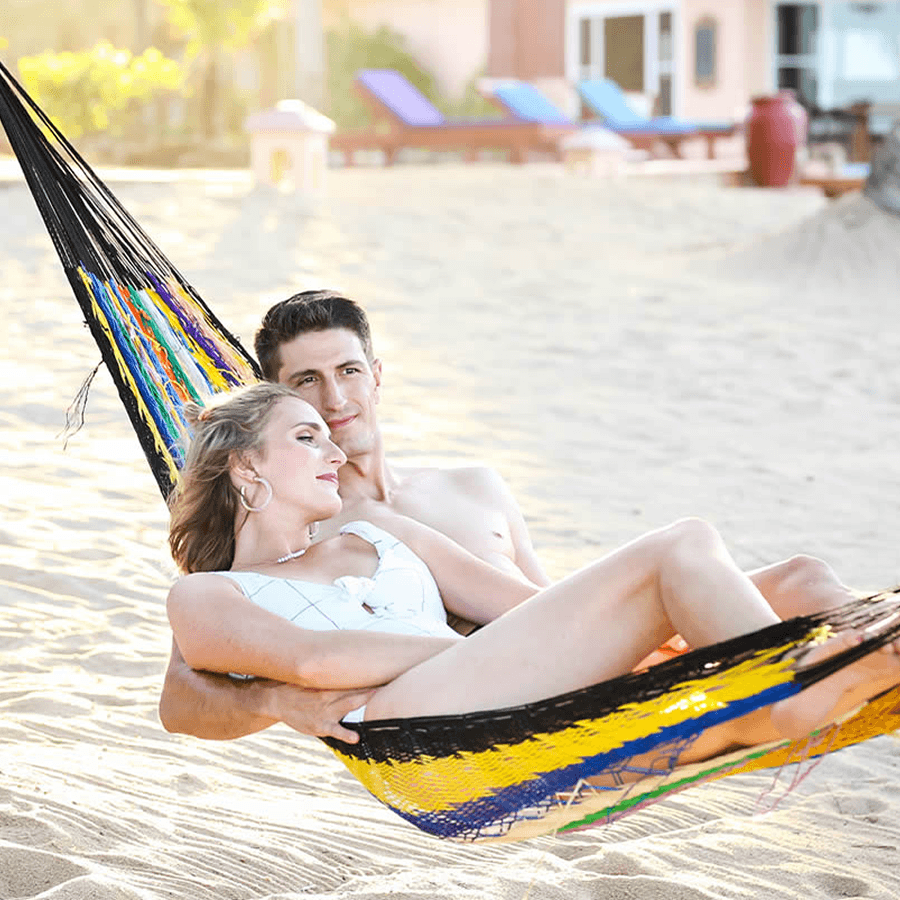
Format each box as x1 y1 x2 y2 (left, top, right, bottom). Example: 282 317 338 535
393 462 506 496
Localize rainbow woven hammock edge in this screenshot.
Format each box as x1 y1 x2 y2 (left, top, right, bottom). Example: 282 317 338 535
3 59 900 844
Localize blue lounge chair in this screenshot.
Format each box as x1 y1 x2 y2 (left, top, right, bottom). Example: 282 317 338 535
488 81 701 159
577 79 737 159
328 69 573 165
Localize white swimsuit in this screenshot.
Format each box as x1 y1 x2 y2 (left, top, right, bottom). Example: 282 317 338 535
213 521 459 722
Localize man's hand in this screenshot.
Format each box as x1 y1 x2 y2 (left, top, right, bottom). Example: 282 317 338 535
159 638 373 743
267 682 375 743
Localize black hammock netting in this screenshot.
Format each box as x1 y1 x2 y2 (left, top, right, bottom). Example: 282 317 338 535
3 57 900 843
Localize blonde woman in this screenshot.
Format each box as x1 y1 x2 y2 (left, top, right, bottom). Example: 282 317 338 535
166 383 900 759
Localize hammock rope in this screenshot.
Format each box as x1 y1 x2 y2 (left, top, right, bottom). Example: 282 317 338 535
0 59 259 498
3 57 899 843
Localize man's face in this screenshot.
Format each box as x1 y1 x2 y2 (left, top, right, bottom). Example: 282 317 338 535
275 328 382 460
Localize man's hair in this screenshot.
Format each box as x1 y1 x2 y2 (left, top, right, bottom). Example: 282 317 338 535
254 290 373 381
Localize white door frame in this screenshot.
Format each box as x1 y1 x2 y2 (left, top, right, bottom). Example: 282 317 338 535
768 0 853 107
566 1 683 115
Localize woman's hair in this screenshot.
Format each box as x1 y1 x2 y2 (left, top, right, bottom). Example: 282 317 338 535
168 382 298 574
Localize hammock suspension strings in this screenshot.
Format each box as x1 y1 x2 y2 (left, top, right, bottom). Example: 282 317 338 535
0 59 259 498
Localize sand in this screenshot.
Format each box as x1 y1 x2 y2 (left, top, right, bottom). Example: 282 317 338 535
2 159 900 899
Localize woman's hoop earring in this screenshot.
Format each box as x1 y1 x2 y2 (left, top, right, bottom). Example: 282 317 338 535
239 476 273 512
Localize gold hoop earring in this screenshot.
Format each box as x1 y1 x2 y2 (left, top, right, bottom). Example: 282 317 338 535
239 476 273 512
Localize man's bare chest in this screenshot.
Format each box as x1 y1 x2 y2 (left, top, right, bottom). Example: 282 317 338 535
390 487 514 564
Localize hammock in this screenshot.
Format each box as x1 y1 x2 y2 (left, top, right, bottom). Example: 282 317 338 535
3 59 900 844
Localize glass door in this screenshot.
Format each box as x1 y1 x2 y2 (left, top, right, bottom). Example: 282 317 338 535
575 6 676 116
604 15 645 92
825 0 900 117
658 11 673 114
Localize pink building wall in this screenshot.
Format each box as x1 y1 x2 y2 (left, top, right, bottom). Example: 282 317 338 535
563 0 773 121
680 0 756 121
334 0 490 97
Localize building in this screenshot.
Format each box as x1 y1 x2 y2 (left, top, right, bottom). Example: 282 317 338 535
335 0 900 128
488 0 900 123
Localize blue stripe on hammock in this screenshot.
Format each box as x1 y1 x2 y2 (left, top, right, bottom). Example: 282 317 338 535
395 682 796 839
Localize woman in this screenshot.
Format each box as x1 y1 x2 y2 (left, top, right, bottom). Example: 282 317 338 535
166 383 900 759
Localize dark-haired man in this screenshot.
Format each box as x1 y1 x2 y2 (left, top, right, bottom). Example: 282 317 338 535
252 291 547 582
159 291 856 743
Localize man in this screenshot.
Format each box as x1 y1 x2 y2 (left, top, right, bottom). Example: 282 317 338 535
159 290 855 744
252 292 548 585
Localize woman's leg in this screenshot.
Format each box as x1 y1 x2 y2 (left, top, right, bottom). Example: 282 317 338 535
364 518 900 755
637 555 857 670
367 519 776 718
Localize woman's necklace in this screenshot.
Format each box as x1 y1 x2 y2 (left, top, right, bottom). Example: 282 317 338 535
276 548 307 564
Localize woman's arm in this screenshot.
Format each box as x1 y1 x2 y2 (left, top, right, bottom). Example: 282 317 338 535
363 514 543 624
166 574 459 690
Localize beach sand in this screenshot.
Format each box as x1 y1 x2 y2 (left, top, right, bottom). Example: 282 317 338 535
1 160 899 899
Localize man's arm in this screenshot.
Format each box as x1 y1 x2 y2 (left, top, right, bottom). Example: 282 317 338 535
159 638 373 744
488 469 552 588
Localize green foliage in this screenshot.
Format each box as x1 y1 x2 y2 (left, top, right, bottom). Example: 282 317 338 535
440 73 500 119
159 0 287 55
17 43 183 139
326 23 440 129
159 0 287 139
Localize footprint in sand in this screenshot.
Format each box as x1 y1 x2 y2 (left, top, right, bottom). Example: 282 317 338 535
811 872 872 899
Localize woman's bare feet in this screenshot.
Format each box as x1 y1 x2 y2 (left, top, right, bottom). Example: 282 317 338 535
769 625 900 741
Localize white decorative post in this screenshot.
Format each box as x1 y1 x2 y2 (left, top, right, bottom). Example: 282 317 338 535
245 100 336 195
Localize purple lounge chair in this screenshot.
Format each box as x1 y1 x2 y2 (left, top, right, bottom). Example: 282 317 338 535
328 69 573 165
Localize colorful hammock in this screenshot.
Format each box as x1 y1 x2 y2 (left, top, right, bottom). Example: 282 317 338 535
3 59 899 844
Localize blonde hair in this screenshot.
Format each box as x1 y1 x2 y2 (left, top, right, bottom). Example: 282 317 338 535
168 382 298 573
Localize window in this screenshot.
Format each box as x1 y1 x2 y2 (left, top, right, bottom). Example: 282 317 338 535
659 12 673 113
579 17 591 68
694 18 717 87
775 3 819 107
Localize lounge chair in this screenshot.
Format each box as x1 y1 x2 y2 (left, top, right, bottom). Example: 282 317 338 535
799 162 869 198
328 69 573 165
577 79 738 159
487 80 700 160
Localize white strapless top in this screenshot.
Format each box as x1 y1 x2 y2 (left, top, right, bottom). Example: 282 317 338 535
213 521 458 639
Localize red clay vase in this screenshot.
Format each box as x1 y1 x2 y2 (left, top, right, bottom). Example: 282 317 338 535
779 89 808 149
745 95 799 187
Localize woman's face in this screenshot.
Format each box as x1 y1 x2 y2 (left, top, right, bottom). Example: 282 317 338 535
248 395 346 519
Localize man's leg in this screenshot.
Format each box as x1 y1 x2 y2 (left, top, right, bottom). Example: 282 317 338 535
748 555 858 618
